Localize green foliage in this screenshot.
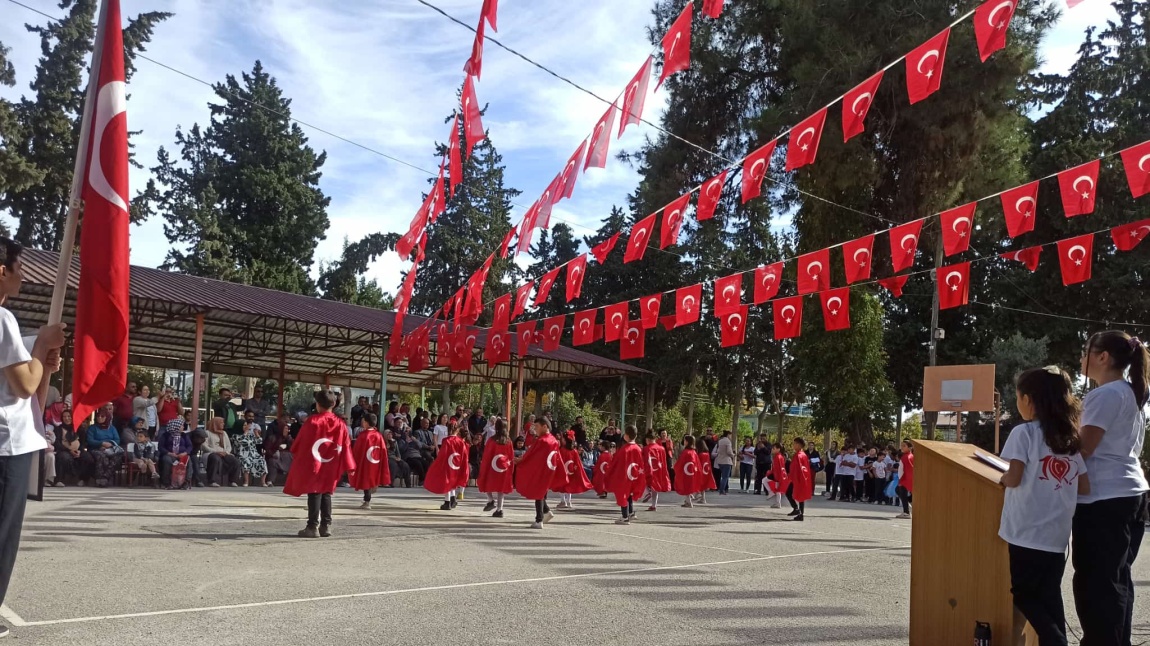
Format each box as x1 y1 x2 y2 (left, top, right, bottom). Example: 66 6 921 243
125 366 164 394
550 392 605 436
984 334 1049 418
652 404 687 436
318 234 399 305
737 419 754 438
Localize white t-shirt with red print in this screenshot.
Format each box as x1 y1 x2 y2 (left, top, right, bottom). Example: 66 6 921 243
998 421 1087 553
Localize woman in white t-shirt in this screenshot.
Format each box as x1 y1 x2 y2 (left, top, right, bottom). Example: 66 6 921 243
999 367 1089 646
432 413 450 449
1072 331 1150 644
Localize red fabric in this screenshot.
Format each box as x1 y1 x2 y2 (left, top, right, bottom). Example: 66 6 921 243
658 3 693 88
1120 140 1150 198
463 16 484 79
517 201 541 256
906 28 951 104
639 294 662 330
534 267 560 308
1001 246 1042 271
450 331 477 371
462 76 485 156
660 192 690 249
644 443 671 493
573 309 597 346
424 435 469 495
606 441 647 506
938 262 971 310
512 281 534 319
283 411 355 497
702 0 724 18
676 284 703 327
448 115 462 198
878 275 909 297
1112 219 1150 252
753 263 783 304
842 70 883 142
941 203 976 257
620 320 646 361
515 433 567 500
900 453 915 493
773 296 804 340
516 321 537 356
974 0 1016 61
557 141 586 201
1000 181 1039 238
768 452 791 494
554 447 592 494
842 235 874 285
484 331 511 365
785 107 827 172
620 57 653 138
111 394 133 425
584 103 617 170
477 438 514 494
741 140 776 203
720 305 749 348
481 0 498 31
591 232 620 264
1057 159 1100 218
541 315 565 352
673 448 699 496
348 429 391 491
492 293 511 331
72 0 130 425
889 220 923 273
788 450 813 503
819 288 851 332
1056 234 1094 286
157 399 181 426
714 273 743 316
592 452 613 495
797 248 830 295
566 254 588 302
603 303 628 342
696 170 726 221
624 213 657 264
697 453 717 492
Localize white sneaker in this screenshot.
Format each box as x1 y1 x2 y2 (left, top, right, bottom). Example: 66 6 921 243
615 518 630 525
769 503 781 509
681 500 693 508
55 482 65 487
555 502 569 510
210 483 221 488
543 511 555 524
896 513 911 519
529 522 543 529
359 502 372 510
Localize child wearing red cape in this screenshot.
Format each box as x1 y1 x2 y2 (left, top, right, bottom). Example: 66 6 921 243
694 436 716 504
284 390 355 538
515 419 568 529
787 437 814 521
554 432 592 509
605 426 646 525
673 435 699 508
349 413 390 510
478 420 514 518
425 425 469 510
768 443 790 510
592 440 613 498
642 431 671 511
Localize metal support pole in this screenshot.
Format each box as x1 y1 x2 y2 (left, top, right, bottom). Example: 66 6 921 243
379 340 390 404
505 382 512 430
516 360 526 435
278 354 286 416
191 314 204 428
686 364 697 433
619 376 628 431
926 234 943 441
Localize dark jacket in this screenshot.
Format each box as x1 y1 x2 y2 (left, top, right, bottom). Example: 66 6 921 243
157 429 193 457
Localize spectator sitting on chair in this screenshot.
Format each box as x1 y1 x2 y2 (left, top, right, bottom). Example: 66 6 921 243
129 428 160 484
157 418 192 489
236 411 268 487
52 409 90 486
384 429 411 487
203 416 241 487
263 418 293 486
397 429 427 483
86 409 123 487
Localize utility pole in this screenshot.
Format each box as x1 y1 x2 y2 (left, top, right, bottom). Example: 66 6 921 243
926 233 943 441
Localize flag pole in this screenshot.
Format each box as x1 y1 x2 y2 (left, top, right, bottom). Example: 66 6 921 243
48 0 111 326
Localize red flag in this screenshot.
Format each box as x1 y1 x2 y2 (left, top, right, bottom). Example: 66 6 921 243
462 76 485 156
498 223 517 259
573 309 597 346
820 288 851 332
785 108 828 171
660 192 690 249
676 284 703 327
585 103 617 170
1120 140 1150 198
448 115 462 198
1056 234 1094 286
754 262 783 304
878 275 909 297
624 213 657 263
720 305 749 348
536 175 561 228
516 321 538 356
714 273 743 316
697 170 726 221
542 315 565 352
906 28 951 104
889 220 923 273
639 294 662 329
393 262 418 335
941 203 977 257
516 201 540 256
435 327 454 368
513 281 534 319
604 303 629 342
566 254 588 302
1001 181 1039 238
408 332 430 374
387 333 407 364
428 161 446 224
842 234 874 284
1057 159 1100 218
591 232 620 264
842 70 883 142
702 0 725 18
658 4 693 88
620 57 652 138
557 140 587 201
534 267 561 307
1001 246 1042 271
1112 218 1150 252
773 296 804 340
450 331 477 371
797 248 830 295
492 293 511 331
974 0 1017 62
620 320 647 360
742 140 776 203
485 331 512 365
463 16 485 79
395 206 427 260
938 262 971 310
481 0 498 31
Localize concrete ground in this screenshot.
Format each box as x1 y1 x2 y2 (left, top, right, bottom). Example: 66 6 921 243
1 484 1146 645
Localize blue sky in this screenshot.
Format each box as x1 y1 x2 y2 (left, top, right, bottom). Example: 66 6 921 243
0 0 1117 296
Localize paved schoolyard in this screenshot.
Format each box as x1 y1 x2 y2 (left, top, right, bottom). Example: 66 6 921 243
1 485 1145 645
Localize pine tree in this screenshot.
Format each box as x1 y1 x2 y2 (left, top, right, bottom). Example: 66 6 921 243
0 43 44 206
526 223 579 319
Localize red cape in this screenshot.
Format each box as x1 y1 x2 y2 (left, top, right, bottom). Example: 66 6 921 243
554 447 592 494
283 411 355 497
788 450 814 503
592 452 612 495
643 443 671 493
697 452 717 492
900 453 914 493
673 448 699 496
424 435 470 494
515 433 567 500
348 428 391 491
477 438 514 494
605 441 646 506
768 452 791 494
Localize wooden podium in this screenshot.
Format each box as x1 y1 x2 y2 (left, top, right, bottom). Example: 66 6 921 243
909 440 1035 646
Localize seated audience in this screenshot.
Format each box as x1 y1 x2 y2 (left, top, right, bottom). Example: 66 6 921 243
129 428 160 484
263 420 293 485
157 418 193 489
86 409 123 487
236 411 268 487
203 416 241 487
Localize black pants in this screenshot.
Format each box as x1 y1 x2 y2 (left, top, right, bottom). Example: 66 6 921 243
306 493 332 527
784 484 804 515
1072 494 1144 646
825 463 837 493
835 474 854 500
0 452 34 606
621 495 634 519
739 465 753 491
1008 543 1067 646
206 453 240 485
534 497 550 523
897 486 911 514
754 464 769 493
404 457 426 480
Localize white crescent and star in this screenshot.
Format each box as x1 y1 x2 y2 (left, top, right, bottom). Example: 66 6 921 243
366 446 381 465
682 295 696 312
781 304 797 323
722 284 737 302
806 261 823 277
750 158 767 181
546 450 561 471
901 234 918 252
564 460 577 475
706 177 723 199
945 270 965 291
684 462 697 476
952 216 971 237
851 92 872 118
795 127 817 152
448 453 462 470
726 312 743 332
917 49 940 78
626 326 641 345
761 270 778 285
626 463 640 481
492 455 509 473
1014 196 1035 218
853 248 870 266
827 296 843 316
1067 244 1087 266
579 318 591 332
312 438 337 464
548 324 561 339
599 462 610 475
90 81 129 212
1139 154 1150 173
645 297 659 314
610 312 624 328
988 0 1015 28
648 455 660 471
1072 175 1095 199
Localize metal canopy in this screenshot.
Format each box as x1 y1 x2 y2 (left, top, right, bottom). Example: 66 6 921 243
9 248 647 392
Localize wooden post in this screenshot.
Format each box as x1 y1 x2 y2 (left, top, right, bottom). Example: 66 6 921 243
277 354 286 416
191 314 204 427
504 382 512 430
515 360 526 435
379 340 390 404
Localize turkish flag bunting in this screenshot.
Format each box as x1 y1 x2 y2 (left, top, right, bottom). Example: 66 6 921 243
820 288 852 332
797 248 830 295
462 76 485 156
620 320 646 360
516 201 540 255
604 303 629 342
1056 234 1094 286
516 321 537 356
534 267 561 307
1112 218 1150 252
842 70 883 142
395 208 427 260
463 16 485 79
878 275 909 297
386 334 407 364
536 174 561 226
485 331 512 365
393 262 418 335
435 326 454 368
938 261 971 310
658 4 693 88
906 28 951 104
512 281 534 319
754 262 784 304
714 273 744 316
742 140 777 203
448 115 462 197
889 219 923 273
974 0 1017 62
720 305 750 348
1057 159 1100 218
640 294 663 329
676 284 703 327
408 332 430 374
1120 140 1150 198
591 233 620 264
660 315 678 331
696 170 726 221
620 57 653 138
592 324 604 343
660 192 690 248
566 254 588 301
542 315 565 352
842 234 875 284
1001 181 1039 238
785 108 828 171
773 296 804 340
481 0 498 31
492 293 511 331
941 202 977 257
414 231 428 264
584 103 617 170
557 140 587 201
702 0 725 18
498 223 517 259
573 309 597 346
428 162 446 223
1001 246 1042 271
624 213 657 263
450 331 477 371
